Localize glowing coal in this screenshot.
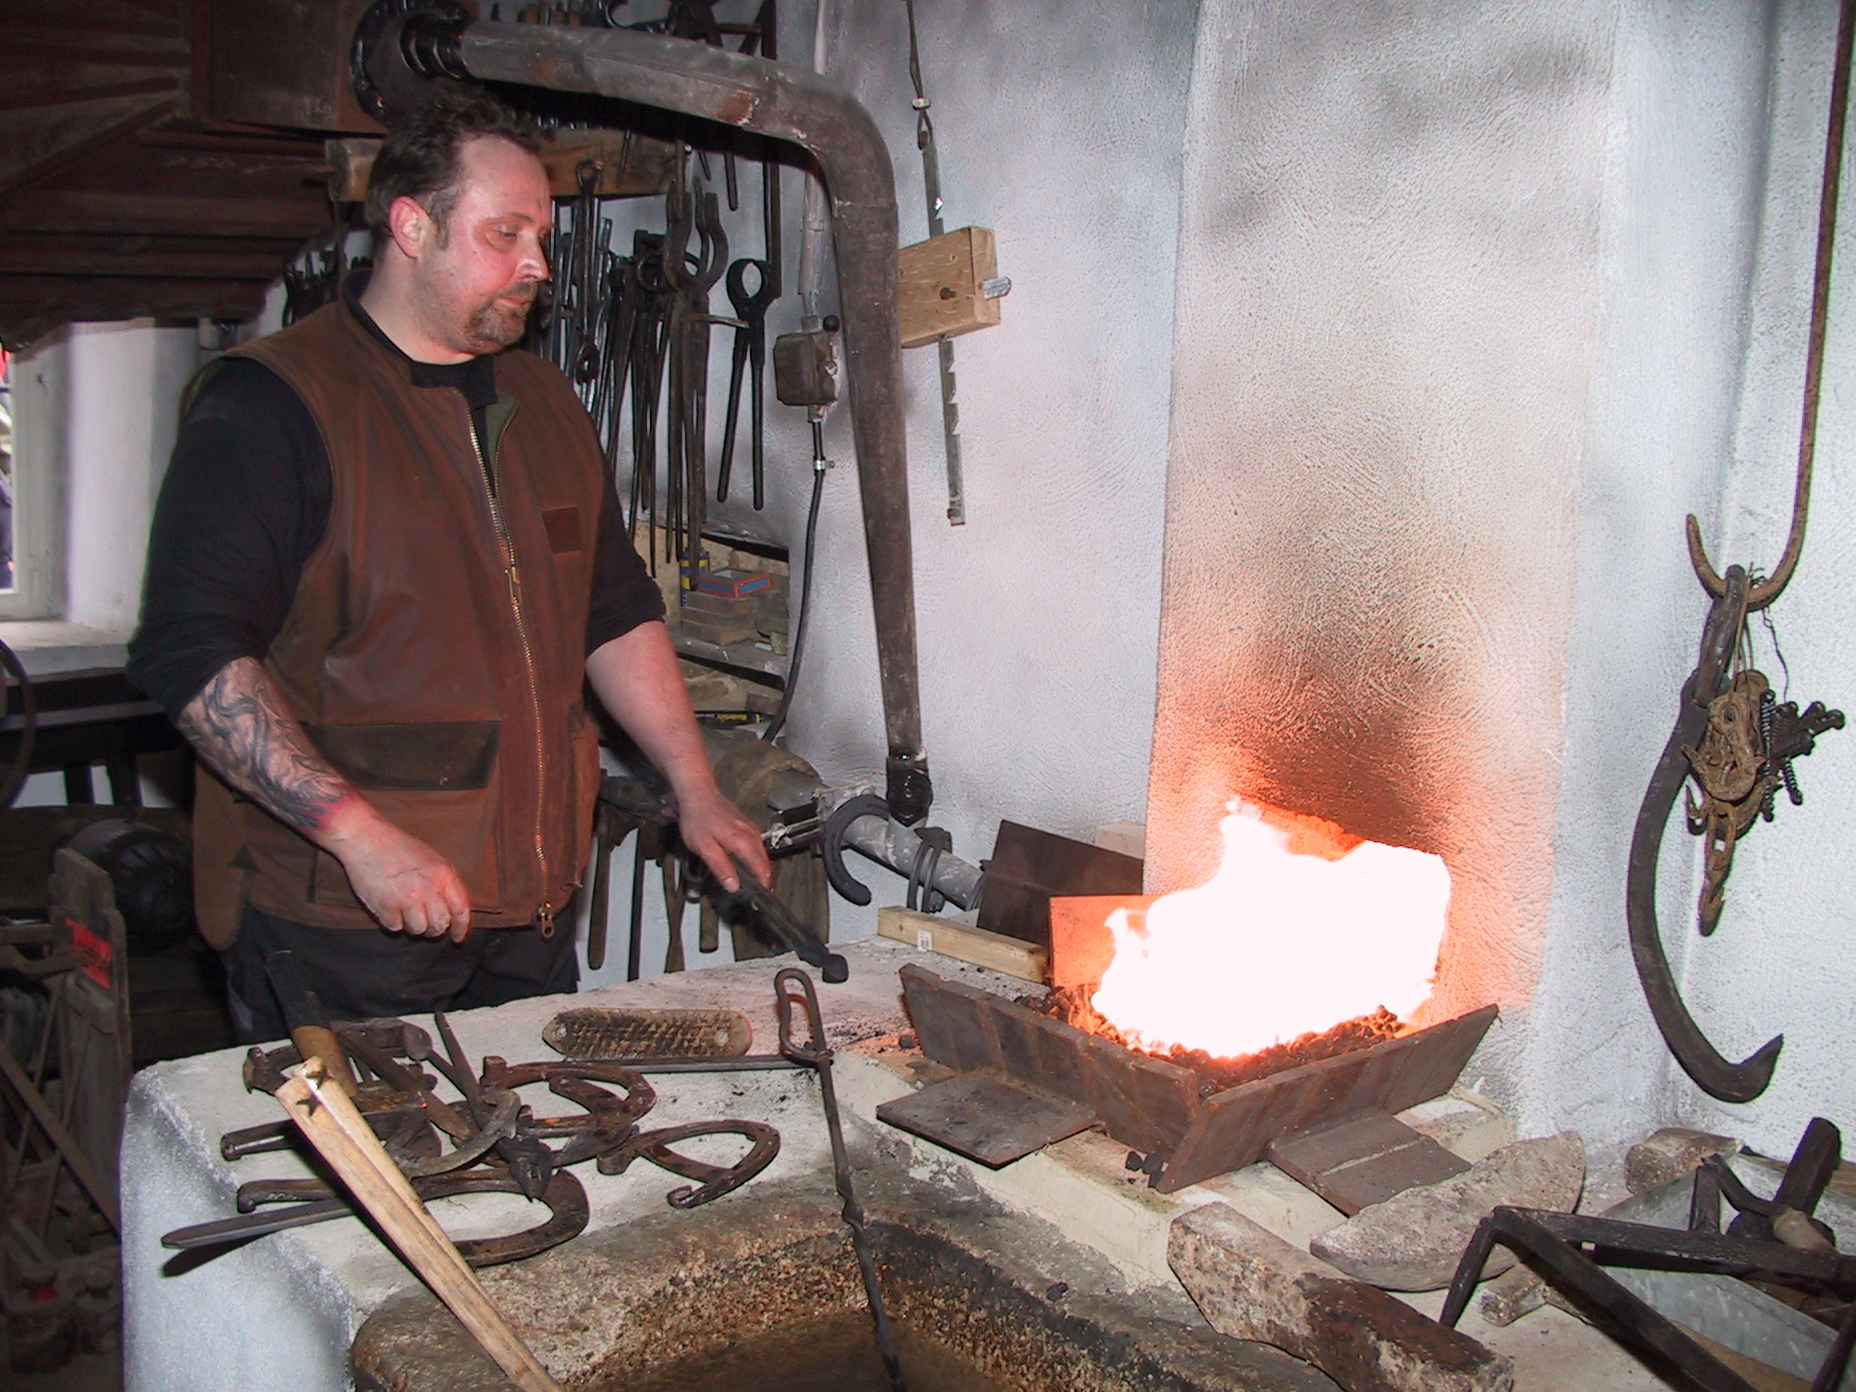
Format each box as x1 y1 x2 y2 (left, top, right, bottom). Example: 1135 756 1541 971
1090 802 1451 1060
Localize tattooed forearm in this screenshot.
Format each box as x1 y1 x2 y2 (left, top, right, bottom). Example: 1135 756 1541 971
177 658 355 835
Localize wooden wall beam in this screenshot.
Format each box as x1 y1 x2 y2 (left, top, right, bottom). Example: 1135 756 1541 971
0 239 293 280
327 130 678 203
5 190 327 237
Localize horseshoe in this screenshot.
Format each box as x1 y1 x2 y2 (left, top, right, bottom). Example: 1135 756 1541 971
477 1057 658 1168
1627 565 1784 1102
203 1168 588 1267
598 1119 781 1209
820 794 892 906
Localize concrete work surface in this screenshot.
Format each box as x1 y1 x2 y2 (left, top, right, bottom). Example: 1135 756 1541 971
125 935 1691 1391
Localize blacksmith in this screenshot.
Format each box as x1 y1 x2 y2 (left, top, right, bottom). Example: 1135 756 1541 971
128 92 770 1042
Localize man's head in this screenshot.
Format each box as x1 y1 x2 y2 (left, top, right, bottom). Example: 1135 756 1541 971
364 91 551 358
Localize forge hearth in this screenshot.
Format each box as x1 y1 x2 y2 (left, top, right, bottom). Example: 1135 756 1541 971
897 965 1497 1192
1037 987 1408 1093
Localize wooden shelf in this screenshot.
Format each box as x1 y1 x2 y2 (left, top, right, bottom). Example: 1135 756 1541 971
670 625 787 689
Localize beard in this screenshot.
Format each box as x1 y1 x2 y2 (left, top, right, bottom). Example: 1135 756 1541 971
458 280 540 354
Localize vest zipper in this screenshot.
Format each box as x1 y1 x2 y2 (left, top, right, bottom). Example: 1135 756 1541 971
468 403 557 938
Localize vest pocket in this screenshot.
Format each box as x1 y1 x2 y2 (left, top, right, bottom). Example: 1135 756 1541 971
542 506 583 554
304 720 500 791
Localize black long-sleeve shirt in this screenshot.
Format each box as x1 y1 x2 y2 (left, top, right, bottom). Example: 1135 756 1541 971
127 295 664 718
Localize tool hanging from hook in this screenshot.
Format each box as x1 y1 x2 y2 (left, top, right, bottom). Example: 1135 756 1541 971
1628 0 1856 1105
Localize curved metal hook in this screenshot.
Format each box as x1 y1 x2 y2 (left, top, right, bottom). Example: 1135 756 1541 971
1689 0 1856 611
1627 566 1784 1102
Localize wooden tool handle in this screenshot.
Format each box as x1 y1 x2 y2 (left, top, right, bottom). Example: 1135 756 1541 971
290 1024 355 1096
276 1058 563 1392
266 950 357 1095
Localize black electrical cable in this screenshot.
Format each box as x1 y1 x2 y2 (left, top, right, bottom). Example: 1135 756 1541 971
762 429 826 744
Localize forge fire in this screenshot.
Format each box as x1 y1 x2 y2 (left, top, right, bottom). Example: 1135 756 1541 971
1089 802 1452 1061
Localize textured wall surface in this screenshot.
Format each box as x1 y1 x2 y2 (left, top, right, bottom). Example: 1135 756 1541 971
1526 2 1802 1146
1153 0 1856 1151
585 0 1200 982
63 320 198 631
782 0 1197 911
1669 5 1856 1159
1534 0 1856 1154
1148 0 1614 1055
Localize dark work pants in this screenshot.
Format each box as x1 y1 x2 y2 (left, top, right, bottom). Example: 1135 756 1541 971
220 902 579 1044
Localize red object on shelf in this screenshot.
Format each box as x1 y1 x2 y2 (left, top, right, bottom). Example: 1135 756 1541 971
695 569 772 598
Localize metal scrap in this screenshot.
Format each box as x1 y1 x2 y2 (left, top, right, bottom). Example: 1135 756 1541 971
165 1003 785 1265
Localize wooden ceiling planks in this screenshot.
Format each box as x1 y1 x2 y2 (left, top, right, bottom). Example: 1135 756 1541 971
0 0 330 347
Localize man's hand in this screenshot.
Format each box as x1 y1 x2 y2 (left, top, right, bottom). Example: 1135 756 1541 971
678 782 774 894
177 657 474 941
322 801 474 943
585 623 774 895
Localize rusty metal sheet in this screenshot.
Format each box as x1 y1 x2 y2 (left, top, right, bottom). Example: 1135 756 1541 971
877 1070 1098 1168
1155 1005 1498 1193
978 822 1143 947
1266 1111 1469 1215
900 964 1199 1157
900 963 999 1075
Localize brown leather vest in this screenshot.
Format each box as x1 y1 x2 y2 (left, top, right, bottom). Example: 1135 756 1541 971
192 298 605 945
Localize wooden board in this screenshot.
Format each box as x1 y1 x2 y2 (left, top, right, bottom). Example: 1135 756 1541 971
877 1070 1097 1167
1155 1005 1499 1193
878 907 1047 982
326 130 679 203
898 226 1002 348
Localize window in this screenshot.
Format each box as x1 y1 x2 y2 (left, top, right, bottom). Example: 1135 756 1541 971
1 347 12 592
0 332 68 621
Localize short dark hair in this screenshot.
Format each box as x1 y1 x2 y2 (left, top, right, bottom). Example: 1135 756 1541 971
364 88 545 241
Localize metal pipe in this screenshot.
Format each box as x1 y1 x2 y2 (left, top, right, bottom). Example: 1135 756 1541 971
842 814 983 911
375 11 933 824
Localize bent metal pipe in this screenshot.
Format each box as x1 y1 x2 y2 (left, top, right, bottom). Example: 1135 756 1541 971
364 6 934 825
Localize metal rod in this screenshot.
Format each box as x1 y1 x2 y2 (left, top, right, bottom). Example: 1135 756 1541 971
776 968 905 1391
1687 0 1856 609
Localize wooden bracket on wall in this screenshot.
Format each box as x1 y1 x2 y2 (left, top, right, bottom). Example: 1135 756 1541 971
325 131 679 204
898 226 1008 348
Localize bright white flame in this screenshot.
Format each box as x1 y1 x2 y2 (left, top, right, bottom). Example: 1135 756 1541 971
1090 802 1451 1059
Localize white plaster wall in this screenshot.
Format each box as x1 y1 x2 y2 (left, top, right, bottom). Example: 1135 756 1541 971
1525 0 1856 1154
587 0 1198 976
1527 2 1797 1146
1591 0 1856 1154
768 0 1196 931
2 321 196 806
1676 7 1856 1157
1148 0 1615 1092
1153 0 1856 1151
4 331 70 622
63 320 199 632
